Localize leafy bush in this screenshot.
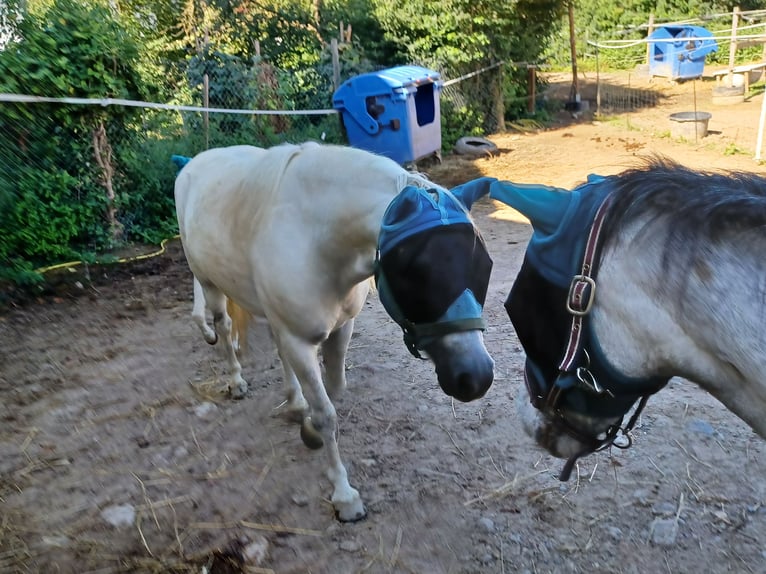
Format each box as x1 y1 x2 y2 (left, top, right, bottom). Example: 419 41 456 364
0 0 151 282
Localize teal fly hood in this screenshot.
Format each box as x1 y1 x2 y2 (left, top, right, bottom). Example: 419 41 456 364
488 175 609 287
378 177 497 256
171 154 191 173
376 177 496 357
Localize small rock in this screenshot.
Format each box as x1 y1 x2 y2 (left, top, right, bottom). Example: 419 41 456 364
359 458 377 467
650 518 678 546
194 402 218 417
686 418 716 436
507 533 522 545
479 553 494 564
291 494 309 507
633 489 651 505
478 517 495 533
339 539 361 552
101 504 135 527
652 502 677 517
606 526 623 541
417 404 429 412
243 535 269 565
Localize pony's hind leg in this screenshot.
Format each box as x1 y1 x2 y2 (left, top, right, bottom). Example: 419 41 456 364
192 277 218 345
200 283 248 398
321 319 354 400
274 344 310 424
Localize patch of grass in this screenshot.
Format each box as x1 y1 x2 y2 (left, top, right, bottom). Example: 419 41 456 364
723 142 749 156
595 114 621 123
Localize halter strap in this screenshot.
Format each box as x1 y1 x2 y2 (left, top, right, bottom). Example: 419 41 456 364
399 317 487 358
558 193 613 372
557 394 651 481
535 192 665 480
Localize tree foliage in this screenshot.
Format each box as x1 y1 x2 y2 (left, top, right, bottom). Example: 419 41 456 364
551 1 766 70
13 0 755 285
0 0 172 282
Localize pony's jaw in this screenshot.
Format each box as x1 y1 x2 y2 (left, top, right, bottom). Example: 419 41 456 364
516 386 619 459
421 331 494 402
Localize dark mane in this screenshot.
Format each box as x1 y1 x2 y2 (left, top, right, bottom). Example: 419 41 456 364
600 158 766 264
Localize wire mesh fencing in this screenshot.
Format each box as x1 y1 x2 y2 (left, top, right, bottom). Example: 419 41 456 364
1 53 516 279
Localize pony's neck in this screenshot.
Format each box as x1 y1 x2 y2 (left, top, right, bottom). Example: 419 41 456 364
594 238 766 441
308 153 412 288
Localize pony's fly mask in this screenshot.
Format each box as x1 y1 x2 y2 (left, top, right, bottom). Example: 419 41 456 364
491 176 669 479
375 178 496 358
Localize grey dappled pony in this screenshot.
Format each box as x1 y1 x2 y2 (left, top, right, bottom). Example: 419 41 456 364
487 158 766 478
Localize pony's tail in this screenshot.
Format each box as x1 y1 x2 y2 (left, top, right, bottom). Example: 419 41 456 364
227 298 251 354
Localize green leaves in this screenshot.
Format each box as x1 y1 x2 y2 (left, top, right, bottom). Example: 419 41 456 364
0 0 160 283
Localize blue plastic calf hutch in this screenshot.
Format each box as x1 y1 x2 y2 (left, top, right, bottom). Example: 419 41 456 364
648 25 717 80
332 66 442 164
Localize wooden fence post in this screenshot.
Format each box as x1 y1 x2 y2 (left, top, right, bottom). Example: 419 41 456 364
203 73 209 150
331 38 340 90
645 14 655 65
527 66 536 114
568 1 579 103
727 6 740 87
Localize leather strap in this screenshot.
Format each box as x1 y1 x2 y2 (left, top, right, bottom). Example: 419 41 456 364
558 194 614 372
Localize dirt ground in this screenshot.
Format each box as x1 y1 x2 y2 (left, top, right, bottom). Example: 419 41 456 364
2 70 766 574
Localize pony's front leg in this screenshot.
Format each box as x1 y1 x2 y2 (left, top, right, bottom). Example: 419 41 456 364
278 331 365 522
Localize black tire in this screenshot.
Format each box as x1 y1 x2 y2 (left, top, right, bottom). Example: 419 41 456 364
453 136 498 157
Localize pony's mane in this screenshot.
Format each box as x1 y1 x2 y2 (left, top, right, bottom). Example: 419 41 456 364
406 170 445 192
267 143 445 200
595 157 766 302
602 157 766 249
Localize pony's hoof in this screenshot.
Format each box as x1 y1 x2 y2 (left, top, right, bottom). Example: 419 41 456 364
334 496 366 522
204 331 218 345
300 417 324 450
229 379 248 399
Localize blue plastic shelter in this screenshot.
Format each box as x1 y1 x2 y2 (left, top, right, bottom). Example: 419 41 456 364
332 66 442 164
648 25 718 80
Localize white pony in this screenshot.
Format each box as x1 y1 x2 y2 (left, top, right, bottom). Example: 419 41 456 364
174 142 494 520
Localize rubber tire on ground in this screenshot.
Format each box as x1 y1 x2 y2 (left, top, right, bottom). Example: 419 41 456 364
712 85 745 106
453 136 498 157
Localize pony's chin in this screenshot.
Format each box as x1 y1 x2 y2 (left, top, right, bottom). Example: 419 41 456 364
515 387 591 459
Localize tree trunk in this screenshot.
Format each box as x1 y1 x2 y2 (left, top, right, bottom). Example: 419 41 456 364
92 122 123 245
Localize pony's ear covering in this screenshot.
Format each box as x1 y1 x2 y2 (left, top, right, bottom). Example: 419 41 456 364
171 155 192 174
489 181 573 236
449 177 498 210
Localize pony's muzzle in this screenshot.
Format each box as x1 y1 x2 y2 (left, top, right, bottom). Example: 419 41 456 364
424 331 494 402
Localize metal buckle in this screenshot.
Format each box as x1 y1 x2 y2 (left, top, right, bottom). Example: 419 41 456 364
576 364 614 398
566 274 596 316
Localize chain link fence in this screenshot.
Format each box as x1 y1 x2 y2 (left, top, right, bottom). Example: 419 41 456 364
1 51 525 281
